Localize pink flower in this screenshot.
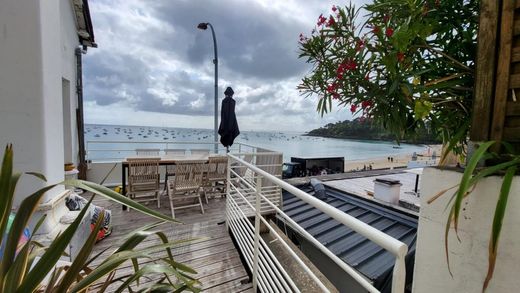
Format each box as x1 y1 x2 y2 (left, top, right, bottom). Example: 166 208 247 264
383 14 390 23
317 14 327 26
327 83 337 93
397 52 405 62
332 5 337 12
332 93 340 99
326 16 335 27
372 25 380 34
350 104 357 113
344 59 357 70
385 27 394 38
361 100 373 109
355 39 365 51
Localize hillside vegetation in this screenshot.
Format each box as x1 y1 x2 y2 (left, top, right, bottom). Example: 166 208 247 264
307 118 440 144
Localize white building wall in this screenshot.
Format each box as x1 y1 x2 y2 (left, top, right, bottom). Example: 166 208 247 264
0 0 50 206
413 168 519 292
60 0 81 167
40 0 66 203
0 0 82 208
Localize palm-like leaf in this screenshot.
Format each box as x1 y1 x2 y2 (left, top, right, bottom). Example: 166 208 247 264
0 145 197 292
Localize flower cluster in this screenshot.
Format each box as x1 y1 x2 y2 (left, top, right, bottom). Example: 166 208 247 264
327 83 340 99
336 59 357 79
317 14 327 26
326 16 336 27
385 27 394 38
299 33 307 43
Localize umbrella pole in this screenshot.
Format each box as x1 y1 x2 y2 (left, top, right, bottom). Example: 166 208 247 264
226 146 229 153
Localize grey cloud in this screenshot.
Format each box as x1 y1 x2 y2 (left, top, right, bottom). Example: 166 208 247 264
152 0 308 80
84 53 152 104
84 0 341 127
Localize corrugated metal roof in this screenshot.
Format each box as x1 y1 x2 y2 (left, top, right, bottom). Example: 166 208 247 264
280 185 418 282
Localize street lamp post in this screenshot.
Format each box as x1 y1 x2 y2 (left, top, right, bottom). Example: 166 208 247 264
197 22 219 154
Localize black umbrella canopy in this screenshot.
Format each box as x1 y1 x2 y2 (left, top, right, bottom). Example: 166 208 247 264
218 87 240 148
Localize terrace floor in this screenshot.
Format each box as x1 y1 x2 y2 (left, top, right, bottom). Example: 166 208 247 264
88 195 253 292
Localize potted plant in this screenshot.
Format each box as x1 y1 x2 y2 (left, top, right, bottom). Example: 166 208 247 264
0 144 200 292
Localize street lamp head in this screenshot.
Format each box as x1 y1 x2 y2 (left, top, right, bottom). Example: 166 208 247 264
197 23 208 30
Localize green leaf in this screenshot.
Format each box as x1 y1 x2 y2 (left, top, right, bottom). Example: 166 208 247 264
70 240 194 292
43 267 66 293
3 239 31 293
25 172 47 182
1 184 57 286
162 259 197 275
113 264 198 293
414 99 432 120
452 141 495 234
16 196 94 293
54 211 106 293
64 180 179 223
440 122 469 166
483 165 517 291
0 144 15 268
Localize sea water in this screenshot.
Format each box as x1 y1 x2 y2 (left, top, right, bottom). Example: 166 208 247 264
85 124 427 162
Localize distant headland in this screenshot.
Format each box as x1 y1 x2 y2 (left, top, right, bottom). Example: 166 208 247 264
305 118 441 145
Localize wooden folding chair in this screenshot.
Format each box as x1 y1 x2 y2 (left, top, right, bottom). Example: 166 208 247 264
164 149 187 190
164 149 186 156
191 149 210 155
127 157 161 209
167 161 205 218
135 148 160 156
203 155 228 203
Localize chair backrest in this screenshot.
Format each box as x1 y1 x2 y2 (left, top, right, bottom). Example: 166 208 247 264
207 156 228 180
191 149 210 155
233 154 254 178
127 157 160 183
135 149 160 156
255 150 283 177
173 161 204 191
165 149 186 156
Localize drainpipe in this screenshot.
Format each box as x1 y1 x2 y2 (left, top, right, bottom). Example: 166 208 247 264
75 47 87 179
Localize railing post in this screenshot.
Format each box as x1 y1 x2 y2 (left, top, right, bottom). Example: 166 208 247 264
252 173 262 291
391 245 408 293
225 154 231 231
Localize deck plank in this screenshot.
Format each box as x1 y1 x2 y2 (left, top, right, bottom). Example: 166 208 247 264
88 195 251 292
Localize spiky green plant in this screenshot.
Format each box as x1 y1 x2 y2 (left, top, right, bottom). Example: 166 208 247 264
428 141 520 291
0 144 201 292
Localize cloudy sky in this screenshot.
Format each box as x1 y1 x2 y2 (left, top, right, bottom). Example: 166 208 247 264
83 0 364 132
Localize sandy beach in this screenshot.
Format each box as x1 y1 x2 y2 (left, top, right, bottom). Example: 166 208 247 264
344 144 442 171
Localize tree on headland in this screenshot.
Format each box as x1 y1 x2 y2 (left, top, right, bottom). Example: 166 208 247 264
307 117 440 144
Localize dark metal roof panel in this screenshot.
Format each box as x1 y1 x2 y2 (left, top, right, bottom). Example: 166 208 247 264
281 185 418 281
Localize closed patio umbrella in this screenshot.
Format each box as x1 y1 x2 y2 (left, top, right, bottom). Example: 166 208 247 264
218 87 240 151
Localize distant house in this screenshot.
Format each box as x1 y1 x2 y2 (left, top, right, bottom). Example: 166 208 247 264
0 0 96 236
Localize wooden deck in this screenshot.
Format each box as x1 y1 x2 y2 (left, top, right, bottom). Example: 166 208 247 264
88 195 253 292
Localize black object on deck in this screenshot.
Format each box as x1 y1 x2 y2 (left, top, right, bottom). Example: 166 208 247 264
218 88 240 149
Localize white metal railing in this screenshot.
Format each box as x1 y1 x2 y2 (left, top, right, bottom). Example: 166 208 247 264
226 153 409 293
85 140 263 162
84 141 279 186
